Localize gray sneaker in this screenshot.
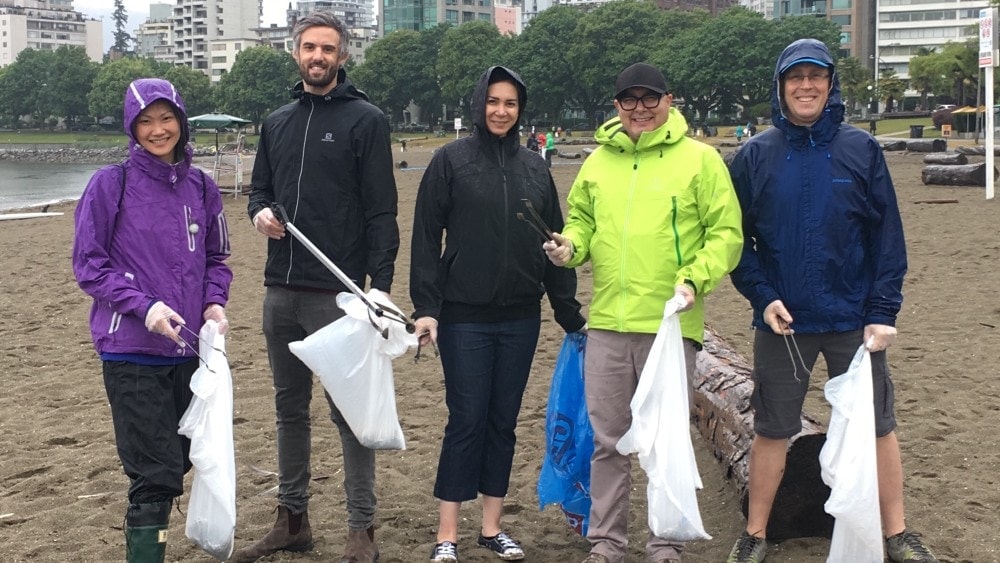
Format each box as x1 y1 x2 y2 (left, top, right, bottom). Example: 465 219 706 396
886 530 937 563
726 531 767 563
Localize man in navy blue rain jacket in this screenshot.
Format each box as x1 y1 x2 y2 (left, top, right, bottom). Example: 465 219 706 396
724 39 937 563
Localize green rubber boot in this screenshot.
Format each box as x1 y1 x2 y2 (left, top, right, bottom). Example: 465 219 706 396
125 501 171 563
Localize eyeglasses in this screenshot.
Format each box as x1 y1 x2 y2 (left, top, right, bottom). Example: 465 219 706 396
785 72 830 85
617 93 663 111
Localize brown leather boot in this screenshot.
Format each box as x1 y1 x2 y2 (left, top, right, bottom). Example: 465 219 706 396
340 525 378 563
229 505 313 563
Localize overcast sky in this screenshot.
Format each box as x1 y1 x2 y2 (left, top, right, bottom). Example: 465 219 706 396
73 0 287 53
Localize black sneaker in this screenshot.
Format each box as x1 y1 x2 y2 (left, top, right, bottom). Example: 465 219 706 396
726 530 767 563
477 531 524 560
430 541 458 562
886 529 938 563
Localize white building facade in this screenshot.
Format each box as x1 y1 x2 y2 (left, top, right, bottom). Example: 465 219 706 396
172 0 261 75
0 0 101 67
877 0 989 80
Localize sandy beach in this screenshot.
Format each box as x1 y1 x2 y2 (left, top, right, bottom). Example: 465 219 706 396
0 136 997 562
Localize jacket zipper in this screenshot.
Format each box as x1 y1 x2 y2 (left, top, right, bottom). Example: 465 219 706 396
286 99 316 284
500 143 510 304
671 196 682 265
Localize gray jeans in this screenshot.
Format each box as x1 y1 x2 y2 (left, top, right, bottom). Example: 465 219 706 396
584 329 697 563
262 286 376 530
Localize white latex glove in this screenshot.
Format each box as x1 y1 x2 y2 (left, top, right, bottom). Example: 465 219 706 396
252 207 286 240
673 284 695 312
763 299 794 335
145 301 185 344
542 232 574 266
203 304 229 335
413 316 439 345
864 324 896 352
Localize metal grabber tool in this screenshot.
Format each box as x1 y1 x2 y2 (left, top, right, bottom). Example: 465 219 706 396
271 203 415 338
516 198 555 241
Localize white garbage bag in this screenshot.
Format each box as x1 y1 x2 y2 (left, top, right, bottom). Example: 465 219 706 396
289 289 417 450
616 297 711 541
177 320 236 561
819 343 884 563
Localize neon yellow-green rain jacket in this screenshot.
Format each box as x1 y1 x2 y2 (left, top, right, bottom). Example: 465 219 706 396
562 109 743 343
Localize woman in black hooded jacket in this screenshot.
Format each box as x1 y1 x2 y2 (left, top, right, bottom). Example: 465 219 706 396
410 66 586 561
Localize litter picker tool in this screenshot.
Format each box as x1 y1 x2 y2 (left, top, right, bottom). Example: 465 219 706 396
516 198 555 241
271 203 415 338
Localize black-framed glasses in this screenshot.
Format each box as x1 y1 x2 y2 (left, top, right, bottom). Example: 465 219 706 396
617 93 663 111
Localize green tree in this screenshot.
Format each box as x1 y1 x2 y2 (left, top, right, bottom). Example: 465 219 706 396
565 0 668 124
668 7 771 123
163 65 213 116
112 0 131 54
49 46 99 127
877 68 907 111
835 56 869 115
88 58 159 127
436 21 510 124
411 24 451 127
352 30 426 124
214 46 299 132
510 6 583 126
0 49 56 127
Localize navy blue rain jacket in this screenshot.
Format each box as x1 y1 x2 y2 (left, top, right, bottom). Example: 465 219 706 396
728 39 907 333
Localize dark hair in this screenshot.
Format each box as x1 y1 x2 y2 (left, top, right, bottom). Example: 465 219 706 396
131 99 188 164
292 11 350 57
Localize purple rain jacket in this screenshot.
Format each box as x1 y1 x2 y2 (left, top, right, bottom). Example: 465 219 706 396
73 78 232 359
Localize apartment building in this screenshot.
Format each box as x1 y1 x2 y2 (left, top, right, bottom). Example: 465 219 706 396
0 0 101 67
135 2 173 62
172 0 261 74
877 0 989 80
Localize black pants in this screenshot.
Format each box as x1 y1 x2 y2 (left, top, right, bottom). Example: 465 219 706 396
103 360 197 505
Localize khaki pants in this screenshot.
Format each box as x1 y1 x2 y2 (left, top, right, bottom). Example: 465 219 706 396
583 329 697 562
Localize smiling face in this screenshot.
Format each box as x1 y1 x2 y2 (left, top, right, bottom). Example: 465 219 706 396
485 80 519 137
134 100 180 164
293 25 349 95
614 87 671 143
781 62 831 126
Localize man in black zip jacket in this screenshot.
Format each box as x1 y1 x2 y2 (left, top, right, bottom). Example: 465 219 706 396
236 10 398 563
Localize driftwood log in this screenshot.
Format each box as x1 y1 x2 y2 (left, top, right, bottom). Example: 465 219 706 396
921 163 997 186
904 139 947 152
881 140 908 152
922 152 968 165
955 145 1000 156
692 328 833 541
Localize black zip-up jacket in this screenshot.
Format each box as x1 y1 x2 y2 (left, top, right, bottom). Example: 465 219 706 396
248 72 399 293
409 66 585 332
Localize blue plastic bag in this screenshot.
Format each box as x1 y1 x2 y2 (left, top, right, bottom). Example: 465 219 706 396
537 331 592 536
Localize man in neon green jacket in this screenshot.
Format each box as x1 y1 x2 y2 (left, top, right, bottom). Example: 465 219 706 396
544 63 742 563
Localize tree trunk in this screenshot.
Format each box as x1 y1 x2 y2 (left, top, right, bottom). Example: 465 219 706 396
921 163 996 186
692 328 834 541
922 153 968 165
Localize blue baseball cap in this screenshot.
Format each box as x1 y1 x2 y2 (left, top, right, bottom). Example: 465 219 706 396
780 57 832 75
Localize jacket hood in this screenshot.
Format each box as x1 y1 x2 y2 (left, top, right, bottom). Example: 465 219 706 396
124 78 191 164
594 106 689 152
290 67 370 103
470 66 527 150
771 38 844 141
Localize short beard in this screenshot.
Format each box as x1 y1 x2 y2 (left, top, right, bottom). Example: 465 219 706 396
299 65 338 90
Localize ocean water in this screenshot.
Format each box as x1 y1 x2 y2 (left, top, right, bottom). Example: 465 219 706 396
0 161 103 212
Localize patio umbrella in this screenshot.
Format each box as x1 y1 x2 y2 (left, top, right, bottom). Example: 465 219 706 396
188 113 251 151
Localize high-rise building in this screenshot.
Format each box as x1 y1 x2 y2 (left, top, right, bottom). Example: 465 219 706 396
173 0 261 74
0 0 102 67
876 0 989 81
495 0 522 35
134 2 174 62
772 0 873 72
381 0 494 35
